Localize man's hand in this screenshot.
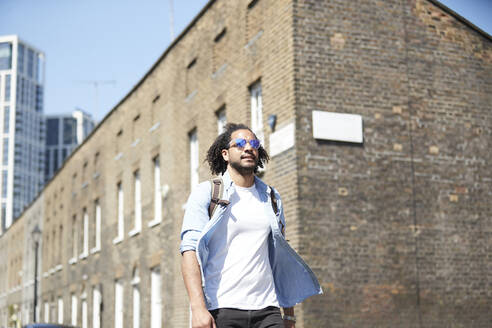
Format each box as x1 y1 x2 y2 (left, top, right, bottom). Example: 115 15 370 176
191 307 216 328
182 251 216 327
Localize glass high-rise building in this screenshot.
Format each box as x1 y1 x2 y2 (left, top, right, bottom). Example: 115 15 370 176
45 109 96 182
0 35 45 232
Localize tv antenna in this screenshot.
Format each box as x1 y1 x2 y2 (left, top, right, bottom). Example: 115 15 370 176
77 80 116 115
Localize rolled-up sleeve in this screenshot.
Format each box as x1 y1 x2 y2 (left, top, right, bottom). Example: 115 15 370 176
180 181 212 254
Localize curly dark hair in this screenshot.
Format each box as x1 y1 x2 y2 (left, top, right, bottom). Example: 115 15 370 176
206 123 269 175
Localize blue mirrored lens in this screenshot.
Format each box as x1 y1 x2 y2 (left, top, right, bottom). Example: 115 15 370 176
234 138 247 147
249 139 260 149
232 138 260 149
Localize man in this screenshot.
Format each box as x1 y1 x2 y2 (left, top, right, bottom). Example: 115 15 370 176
181 123 321 328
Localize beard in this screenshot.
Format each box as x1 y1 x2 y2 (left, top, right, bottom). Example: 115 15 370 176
229 157 258 176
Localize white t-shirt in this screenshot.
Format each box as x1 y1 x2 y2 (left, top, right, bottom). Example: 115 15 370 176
204 183 279 310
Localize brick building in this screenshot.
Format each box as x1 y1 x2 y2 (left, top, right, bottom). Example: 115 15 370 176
0 0 490 327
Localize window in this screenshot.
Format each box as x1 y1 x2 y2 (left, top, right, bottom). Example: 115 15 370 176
17 44 25 73
0 43 12 70
36 86 43 112
131 268 140 328
62 148 68 161
81 290 88 328
150 268 162 328
114 280 123 328
71 294 77 326
53 149 59 172
4 75 10 101
71 215 77 261
4 106 9 134
114 182 124 243
216 106 226 135
44 301 49 323
2 170 8 198
93 200 101 251
58 297 63 324
250 81 264 143
92 286 102 328
189 130 199 191
58 225 63 265
46 118 59 146
213 28 228 74
52 229 56 268
63 118 76 145
185 57 198 98
37 53 44 84
27 49 34 78
130 170 141 235
80 208 89 258
3 138 9 165
151 156 162 225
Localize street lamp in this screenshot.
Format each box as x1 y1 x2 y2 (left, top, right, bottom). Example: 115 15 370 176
31 225 41 323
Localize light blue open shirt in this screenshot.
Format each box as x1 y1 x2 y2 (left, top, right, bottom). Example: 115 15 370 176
180 171 322 308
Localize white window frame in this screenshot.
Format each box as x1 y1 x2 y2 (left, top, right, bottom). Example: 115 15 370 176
58 297 63 324
81 293 87 328
71 293 77 326
80 209 89 259
91 200 101 253
44 302 49 323
250 81 264 144
189 130 199 191
114 280 123 328
151 267 162 328
92 286 101 328
113 182 124 244
217 108 226 135
129 170 141 236
131 269 140 328
149 156 162 227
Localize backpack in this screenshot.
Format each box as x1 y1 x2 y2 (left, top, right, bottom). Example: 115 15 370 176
208 177 285 235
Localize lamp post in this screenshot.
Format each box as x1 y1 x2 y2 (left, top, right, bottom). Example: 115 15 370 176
31 225 41 323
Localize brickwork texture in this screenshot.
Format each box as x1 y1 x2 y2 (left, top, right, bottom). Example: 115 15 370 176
0 0 490 327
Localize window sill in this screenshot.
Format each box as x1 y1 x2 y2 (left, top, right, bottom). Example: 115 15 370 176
128 228 141 237
68 257 77 265
148 219 161 228
149 122 160 133
90 246 101 254
112 236 124 245
131 139 140 147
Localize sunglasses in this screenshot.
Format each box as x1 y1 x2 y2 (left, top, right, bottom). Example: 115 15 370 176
229 138 261 149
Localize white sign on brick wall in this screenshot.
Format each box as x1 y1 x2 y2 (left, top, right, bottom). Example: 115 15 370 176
312 110 363 143
269 122 295 157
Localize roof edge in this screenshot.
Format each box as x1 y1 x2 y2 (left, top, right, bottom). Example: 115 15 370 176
428 0 492 41
39 0 217 196
93 0 217 134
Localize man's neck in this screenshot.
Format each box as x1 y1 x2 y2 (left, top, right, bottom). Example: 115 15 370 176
227 167 255 188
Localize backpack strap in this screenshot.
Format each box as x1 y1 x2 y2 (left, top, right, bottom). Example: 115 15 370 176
209 177 229 219
270 187 278 215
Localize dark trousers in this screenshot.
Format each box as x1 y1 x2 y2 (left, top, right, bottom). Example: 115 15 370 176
210 306 284 328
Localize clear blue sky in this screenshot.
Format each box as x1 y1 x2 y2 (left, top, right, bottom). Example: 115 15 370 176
0 0 490 122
